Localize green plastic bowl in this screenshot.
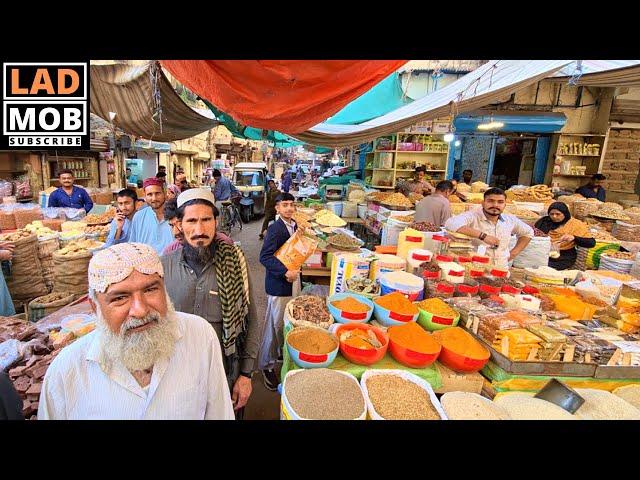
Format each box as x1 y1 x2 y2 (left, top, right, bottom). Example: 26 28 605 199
417 308 460 332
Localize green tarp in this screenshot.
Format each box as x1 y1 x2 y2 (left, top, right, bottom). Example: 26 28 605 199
325 73 411 125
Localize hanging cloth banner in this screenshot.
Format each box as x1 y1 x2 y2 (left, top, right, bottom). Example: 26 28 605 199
160 60 407 134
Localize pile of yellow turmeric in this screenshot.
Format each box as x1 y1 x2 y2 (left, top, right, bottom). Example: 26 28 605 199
331 296 370 313
375 292 418 315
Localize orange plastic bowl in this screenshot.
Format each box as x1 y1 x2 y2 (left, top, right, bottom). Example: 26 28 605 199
437 347 489 373
388 338 441 368
336 323 388 366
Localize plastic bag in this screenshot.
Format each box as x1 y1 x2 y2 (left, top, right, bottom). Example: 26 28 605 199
301 283 330 297
275 231 319 271
0 180 13 198
512 236 551 269
0 339 23 371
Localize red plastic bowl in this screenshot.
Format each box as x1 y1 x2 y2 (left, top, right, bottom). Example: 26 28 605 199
336 323 388 366
388 337 441 368
438 345 490 373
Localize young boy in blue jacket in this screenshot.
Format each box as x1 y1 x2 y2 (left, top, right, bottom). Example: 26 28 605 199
258 193 301 391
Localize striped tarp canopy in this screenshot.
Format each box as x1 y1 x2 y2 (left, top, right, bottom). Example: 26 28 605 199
90 62 217 142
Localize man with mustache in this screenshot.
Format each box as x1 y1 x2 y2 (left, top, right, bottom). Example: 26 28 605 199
38 243 234 419
161 197 233 256
161 189 260 418
445 187 533 267
127 177 175 255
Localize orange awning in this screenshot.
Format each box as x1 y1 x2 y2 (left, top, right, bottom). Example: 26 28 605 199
160 60 407 134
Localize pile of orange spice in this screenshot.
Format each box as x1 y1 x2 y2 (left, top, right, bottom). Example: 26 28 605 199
374 292 419 315
331 296 370 313
388 322 440 354
432 327 489 360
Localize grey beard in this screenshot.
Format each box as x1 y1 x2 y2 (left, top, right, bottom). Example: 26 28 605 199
95 296 179 374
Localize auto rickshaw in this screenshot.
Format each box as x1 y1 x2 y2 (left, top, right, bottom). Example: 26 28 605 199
233 162 268 223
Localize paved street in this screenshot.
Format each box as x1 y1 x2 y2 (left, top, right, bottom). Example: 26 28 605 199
228 216 281 420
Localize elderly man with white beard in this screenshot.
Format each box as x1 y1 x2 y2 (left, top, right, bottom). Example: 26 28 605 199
37 242 234 420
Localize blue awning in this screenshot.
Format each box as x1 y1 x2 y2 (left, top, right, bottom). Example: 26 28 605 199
454 112 567 134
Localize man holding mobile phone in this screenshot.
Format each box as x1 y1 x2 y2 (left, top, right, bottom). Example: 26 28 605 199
105 189 138 247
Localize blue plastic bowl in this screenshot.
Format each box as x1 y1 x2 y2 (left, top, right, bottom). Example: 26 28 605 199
286 328 339 369
327 292 375 324
373 302 419 327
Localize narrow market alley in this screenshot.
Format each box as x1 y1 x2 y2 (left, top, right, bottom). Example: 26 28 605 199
230 218 281 420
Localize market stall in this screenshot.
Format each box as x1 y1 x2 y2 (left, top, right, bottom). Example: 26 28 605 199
270 181 640 420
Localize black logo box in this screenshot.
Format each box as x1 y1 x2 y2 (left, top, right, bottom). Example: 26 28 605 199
3 63 87 99
3 102 87 134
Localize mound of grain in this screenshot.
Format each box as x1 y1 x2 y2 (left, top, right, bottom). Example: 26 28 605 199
493 394 576 420
574 388 640 420
441 392 511 420
612 385 640 410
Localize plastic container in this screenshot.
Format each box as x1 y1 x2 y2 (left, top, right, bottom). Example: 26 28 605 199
326 201 343 217
488 267 510 280
379 271 424 302
341 201 357 218
286 328 339 369
327 293 374 324
439 262 466 284
429 234 450 256
454 281 480 298
433 281 456 299
518 294 541 311
405 248 433 275
357 203 367 220
417 307 461 332
335 323 388 366
397 228 426 260
60 313 96 337
387 327 441 368
432 327 490 373
472 255 490 272
501 283 522 295
372 302 419 327
369 254 406 282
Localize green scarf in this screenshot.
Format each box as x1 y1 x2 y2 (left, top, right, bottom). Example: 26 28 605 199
213 241 250 356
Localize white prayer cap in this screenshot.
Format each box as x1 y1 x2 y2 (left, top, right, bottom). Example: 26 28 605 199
177 188 216 208
88 243 164 293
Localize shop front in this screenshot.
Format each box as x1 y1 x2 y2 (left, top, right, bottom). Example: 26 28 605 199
448 112 566 189
124 140 170 187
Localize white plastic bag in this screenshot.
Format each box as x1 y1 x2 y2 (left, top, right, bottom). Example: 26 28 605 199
512 236 551 269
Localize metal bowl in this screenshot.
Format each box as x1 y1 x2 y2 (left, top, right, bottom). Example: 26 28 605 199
534 378 585 414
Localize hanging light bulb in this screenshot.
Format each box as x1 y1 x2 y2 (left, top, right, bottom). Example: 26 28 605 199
454 140 461 147
444 133 454 143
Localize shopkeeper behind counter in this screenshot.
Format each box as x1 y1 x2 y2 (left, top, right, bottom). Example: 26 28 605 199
445 187 534 267
535 202 595 270
575 174 606 201
48 169 94 213
398 166 435 196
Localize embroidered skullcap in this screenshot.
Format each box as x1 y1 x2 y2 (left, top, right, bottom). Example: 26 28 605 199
177 187 216 208
143 177 164 189
88 243 164 293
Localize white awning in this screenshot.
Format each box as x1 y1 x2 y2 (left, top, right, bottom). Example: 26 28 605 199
293 60 640 147
292 60 572 147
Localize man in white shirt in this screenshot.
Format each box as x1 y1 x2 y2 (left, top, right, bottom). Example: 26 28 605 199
38 242 234 420
445 187 533 267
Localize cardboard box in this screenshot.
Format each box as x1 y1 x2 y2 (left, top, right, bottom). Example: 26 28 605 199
433 363 485 394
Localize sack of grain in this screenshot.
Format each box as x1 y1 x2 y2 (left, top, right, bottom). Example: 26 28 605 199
27 291 76 322
52 250 92 296
5 234 49 302
281 369 366 420
513 236 551 269
37 236 60 293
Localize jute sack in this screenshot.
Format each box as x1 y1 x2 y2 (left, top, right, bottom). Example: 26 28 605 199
5 234 48 302
52 250 92 296
27 291 76 322
38 237 60 293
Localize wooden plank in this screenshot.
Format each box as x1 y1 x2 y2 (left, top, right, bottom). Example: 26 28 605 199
563 344 575 362
527 347 539 361
608 348 623 366
301 267 331 277
548 344 564 362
